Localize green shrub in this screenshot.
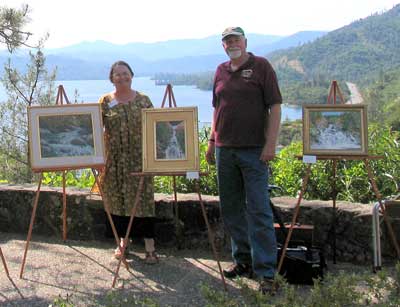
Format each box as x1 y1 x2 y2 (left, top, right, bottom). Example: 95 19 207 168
42 169 95 189
270 123 400 203
34 124 399 203
200 262 400 307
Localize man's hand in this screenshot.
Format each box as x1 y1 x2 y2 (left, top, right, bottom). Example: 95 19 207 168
261 104 281 163
260 144 275 162
206 142 216 165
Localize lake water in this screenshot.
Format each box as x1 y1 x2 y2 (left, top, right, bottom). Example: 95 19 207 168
0 77 301 124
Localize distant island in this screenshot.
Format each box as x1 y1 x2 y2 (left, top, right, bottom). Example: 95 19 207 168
152 72 214 91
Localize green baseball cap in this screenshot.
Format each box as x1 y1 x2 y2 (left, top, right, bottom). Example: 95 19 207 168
221 27 245 40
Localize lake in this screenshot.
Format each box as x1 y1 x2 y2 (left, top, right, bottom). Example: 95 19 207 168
0 77 302 124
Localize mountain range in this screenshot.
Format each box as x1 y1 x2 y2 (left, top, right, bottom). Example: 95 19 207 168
2 4 399 87
0 31 326 80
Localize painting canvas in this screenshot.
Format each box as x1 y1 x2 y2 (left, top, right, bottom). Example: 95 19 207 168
28 103 105 171
303 104 368 156
142 107 199 173
39 114 95 158
155 120 186 160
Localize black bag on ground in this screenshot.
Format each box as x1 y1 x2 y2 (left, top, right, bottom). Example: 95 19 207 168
269 189 326 284
277 245 325 284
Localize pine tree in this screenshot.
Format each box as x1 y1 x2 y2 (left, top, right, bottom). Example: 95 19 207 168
0 4 33 52
0 4 56 183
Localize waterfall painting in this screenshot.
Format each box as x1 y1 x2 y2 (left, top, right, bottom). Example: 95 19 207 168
142 107 199 173
155 120 186 160
39 114 95 158
302 104 368 156
28 103 105 171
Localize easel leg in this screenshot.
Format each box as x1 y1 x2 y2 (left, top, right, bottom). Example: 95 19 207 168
20 173 43 278
277 164 312 274
195 180 227 291
172 176 178 220
172 176 183 248
364 159 400 258
0 247 10 277
62 171 67 241
91 169 130 275
112 176 144 288
2 246 24 298
331 160 338 264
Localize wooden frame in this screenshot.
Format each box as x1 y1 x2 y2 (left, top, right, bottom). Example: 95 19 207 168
302 104 368 156
28 103 105 171
142 107 199 172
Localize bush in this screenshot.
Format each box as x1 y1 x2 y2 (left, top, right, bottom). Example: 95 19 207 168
270 123 400 203
200 262 400 307
29 124 400 203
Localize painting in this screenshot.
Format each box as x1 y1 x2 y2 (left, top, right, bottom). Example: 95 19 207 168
28 103 105 171
155 120 186 160
142 107 199 173
302 104 368 156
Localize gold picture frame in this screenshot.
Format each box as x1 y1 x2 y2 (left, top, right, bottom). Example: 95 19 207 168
302 104 368 156
142 107 199 173
28 103 105 171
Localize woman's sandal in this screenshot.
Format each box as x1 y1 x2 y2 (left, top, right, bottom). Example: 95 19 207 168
144 251 159 265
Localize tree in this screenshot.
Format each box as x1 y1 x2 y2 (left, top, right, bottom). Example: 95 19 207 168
0 4 33 52
0 4 56 183
0 48 56 182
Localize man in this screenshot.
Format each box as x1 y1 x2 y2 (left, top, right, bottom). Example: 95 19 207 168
206 26 282 294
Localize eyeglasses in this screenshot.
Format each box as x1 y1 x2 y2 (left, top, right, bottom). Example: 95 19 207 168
113 72 131 78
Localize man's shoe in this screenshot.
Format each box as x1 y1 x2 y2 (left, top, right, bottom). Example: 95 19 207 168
223 263 253 278
259 277 278 295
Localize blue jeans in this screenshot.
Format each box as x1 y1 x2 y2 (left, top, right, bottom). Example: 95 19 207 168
216 147 277 279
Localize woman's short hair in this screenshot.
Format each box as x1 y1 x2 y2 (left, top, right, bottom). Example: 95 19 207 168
109 60 134 83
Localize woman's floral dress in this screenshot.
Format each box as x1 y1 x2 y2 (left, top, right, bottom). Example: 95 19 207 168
99 92 155 217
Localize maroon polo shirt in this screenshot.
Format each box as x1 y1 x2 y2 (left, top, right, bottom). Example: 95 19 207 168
212 53 282 147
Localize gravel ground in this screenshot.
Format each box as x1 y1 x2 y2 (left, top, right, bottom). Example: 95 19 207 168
1 232 244 307
1 232 395 307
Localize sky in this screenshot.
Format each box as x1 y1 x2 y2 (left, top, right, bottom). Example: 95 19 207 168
1 0 400 49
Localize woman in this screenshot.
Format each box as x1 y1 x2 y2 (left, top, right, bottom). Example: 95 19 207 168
99 60 158 264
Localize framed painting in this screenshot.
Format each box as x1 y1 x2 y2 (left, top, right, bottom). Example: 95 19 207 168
142 107 199 173
28 103 105 171
302 104 368 156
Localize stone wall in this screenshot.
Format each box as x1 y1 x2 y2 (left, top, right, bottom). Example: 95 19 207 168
0 184 398 263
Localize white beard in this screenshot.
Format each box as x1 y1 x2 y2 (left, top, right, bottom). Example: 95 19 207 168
227 49 242 59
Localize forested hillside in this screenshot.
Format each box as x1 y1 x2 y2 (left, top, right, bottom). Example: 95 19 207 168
270 4 400 84
363 68 400 129
268 4 400 128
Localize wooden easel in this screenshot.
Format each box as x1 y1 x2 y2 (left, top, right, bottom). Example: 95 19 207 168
277 80 400 275
20 85 130 279
112 84 227 290
1 244 24 298
1 246 10 277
